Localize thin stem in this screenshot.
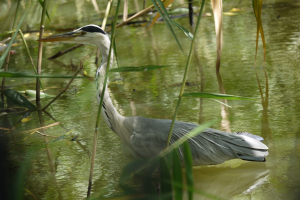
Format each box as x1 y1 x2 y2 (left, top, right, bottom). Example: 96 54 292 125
87 0 121 197
36 25 44 106
36 0 48 107
42 62 83 111
165 0 206 147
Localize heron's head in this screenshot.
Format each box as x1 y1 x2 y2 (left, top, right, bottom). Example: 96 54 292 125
38 24 108 45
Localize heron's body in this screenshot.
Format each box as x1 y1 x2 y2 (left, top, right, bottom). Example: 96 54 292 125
40 24 268 165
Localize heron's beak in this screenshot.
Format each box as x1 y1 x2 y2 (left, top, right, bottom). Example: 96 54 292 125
37 31 81 42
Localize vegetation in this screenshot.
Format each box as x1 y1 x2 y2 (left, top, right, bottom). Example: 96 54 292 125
0 0 270 199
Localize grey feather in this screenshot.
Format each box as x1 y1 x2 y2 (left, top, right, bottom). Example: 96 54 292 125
126 117 268 165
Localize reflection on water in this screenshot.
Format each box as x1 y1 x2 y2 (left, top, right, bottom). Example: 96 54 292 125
193 162 269 200
1 0 300 199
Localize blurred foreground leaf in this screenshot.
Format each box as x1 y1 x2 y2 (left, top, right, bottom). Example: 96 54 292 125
109 65 169 72
172 149 183 200
182 142 194 200
4 89 36 110
183 92 255 100
160 157 173 200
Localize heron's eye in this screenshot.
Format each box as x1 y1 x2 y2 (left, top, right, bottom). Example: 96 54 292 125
81 32 86 35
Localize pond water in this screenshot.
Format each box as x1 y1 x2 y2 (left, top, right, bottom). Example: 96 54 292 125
1 0 300 199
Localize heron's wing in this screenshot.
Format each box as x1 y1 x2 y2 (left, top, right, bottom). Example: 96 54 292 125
127 117 268 165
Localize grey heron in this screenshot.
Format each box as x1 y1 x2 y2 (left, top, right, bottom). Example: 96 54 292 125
39 24 268 165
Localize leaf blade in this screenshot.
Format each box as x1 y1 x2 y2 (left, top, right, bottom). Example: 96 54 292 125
182 92 256 100
4 89 36 110
150 0 183 52
171 20 193 40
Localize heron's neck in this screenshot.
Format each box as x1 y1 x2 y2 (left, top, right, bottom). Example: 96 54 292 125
94 36 128 141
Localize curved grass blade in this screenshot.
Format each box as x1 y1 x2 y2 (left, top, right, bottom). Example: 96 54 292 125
36 0 51 21
171 20 193 40
0 72 85 78
146 0 174 31
0 2 30 68
172 149 183 200
183 92 256 100
165 0 206 147
0 30 15 38
109 65 169 72
19 30 50 101
150 0 183 52
182 141 193 200
4 89 36 110
160 157 173 200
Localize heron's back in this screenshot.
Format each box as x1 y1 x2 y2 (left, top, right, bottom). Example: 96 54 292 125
124 117 268 165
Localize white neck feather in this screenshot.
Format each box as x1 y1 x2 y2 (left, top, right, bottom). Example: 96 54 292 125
94 35 128 141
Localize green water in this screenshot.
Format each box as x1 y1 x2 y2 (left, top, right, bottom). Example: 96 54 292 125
1 0 300 199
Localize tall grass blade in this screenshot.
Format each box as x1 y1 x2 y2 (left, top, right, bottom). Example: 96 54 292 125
0 2 30 68
182 141 193 200
36 0 51 21
210 0 223 73
160 157 173 200
109 65 169 72
183 92 255 100
252 0 266 63
150 0 183 52
165 0 206 147
172 149 183 200
36 0 48 106
87 0 121 197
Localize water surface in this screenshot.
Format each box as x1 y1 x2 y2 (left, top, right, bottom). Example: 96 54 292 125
0 0 300 199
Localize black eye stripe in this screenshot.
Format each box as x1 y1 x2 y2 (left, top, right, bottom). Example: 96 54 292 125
79 25 106 34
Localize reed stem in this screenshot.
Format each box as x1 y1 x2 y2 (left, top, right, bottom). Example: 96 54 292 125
165 0 206 147
87 0 121 197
